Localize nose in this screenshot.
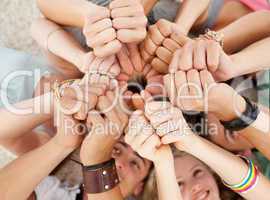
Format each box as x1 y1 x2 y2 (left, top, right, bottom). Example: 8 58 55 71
191 181 203 195
115 154 127 171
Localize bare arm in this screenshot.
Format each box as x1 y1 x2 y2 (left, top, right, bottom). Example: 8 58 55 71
238 105 270 160
0 137 73 200
174 133 270 200
36 0 96 27
231 37 270 77
0 92 53 141
175 0 210 35
31 18 85 77
218 10 270 54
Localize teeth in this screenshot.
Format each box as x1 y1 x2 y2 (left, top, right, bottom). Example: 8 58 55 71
197 191 209 200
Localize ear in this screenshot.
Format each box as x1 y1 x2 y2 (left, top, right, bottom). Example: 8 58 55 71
133 182 144 197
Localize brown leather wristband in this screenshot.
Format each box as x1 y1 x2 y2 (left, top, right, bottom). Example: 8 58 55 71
82 159 119 194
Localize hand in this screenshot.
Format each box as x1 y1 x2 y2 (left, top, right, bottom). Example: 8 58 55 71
80 90 128 165
140 19 190 73
164 69 246 121
125 110 173 164
110 0 147 43
54 84 105 150
168 39 236 81
83 7 122 57
144 101 195 151
116 44 163 110
80 55 120 88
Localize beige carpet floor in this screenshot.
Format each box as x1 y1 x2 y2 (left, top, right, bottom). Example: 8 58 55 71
0 0 41 168
0 0 82 185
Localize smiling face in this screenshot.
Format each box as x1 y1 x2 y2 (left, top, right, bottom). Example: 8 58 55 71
174 154 221 200
112 140 152 197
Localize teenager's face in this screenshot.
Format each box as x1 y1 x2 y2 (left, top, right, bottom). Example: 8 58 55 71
174 155 221 200
112 140 152 197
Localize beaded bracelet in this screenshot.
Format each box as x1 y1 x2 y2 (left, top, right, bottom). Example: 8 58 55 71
223 156 259 194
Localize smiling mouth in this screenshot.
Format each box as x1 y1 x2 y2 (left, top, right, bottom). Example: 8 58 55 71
194 190 210 200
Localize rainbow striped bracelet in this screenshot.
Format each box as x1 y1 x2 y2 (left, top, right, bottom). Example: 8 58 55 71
223 156 259 194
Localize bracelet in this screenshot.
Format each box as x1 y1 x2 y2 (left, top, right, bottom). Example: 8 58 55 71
223 156 259 194
52 79 79 101
82 159 119 194
200 29 224 47
46 28 63 53
220 97 260 131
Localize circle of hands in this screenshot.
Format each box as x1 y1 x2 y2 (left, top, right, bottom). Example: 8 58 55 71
54 4 241 164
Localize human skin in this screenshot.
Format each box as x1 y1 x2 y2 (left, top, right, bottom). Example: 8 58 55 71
144 101 270 200
116 44 164 111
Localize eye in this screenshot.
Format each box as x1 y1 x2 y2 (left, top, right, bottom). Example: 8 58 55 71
193 169 203 178
112 146 122 157
130 160 140 170
178 181 184 188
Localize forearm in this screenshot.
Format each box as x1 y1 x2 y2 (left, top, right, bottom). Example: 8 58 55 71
218 10 270 54
175 0 210 35
230 37 270 77
37 0 94 27
0 137 72 200
141 0 158 15
177 134 270 199
86 187 123 200
154 160 182 200
239 106 270 160
0 92 53 140
31 18 86 73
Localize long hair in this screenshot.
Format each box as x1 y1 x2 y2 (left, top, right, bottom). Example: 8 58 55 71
140 150 243 200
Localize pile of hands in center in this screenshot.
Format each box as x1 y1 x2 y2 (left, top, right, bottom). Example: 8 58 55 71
57 0 243 162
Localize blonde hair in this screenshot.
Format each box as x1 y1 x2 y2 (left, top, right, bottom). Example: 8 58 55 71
140 149 243 200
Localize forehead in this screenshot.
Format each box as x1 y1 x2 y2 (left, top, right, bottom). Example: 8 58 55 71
174 155 206 176
115 141 152 167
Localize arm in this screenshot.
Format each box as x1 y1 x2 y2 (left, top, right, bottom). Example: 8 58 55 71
0 137 73 200
31 18 85 77
80 91 128 200
142 0 158 15
230 37 270 77
238 105 270 160
175 0 211 35
0 82 97 199
36 0 96 27
144 101 270 200
218 10 270 54
174 133 270 200
0 92 53 140
125 111 182 200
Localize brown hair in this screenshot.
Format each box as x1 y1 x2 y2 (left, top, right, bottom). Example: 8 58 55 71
140 150 244 200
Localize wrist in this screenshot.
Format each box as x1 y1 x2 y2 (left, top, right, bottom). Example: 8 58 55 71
82 154 112 166
80 144 114 166
174 132 198 152
80 2 99 27
74 51 87 72
214 95 246 122
51 137 75 155
229 53 249 78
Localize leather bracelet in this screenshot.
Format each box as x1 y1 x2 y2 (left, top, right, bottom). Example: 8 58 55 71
220 97 260 131
82 159 119 194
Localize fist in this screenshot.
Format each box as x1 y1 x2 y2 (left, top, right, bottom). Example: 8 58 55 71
110 0 147 43
140 19 190 73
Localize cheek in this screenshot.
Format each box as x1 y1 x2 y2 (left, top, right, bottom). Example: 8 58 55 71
203 174 220 194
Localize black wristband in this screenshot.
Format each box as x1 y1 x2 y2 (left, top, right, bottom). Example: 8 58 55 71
220 97 259 131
